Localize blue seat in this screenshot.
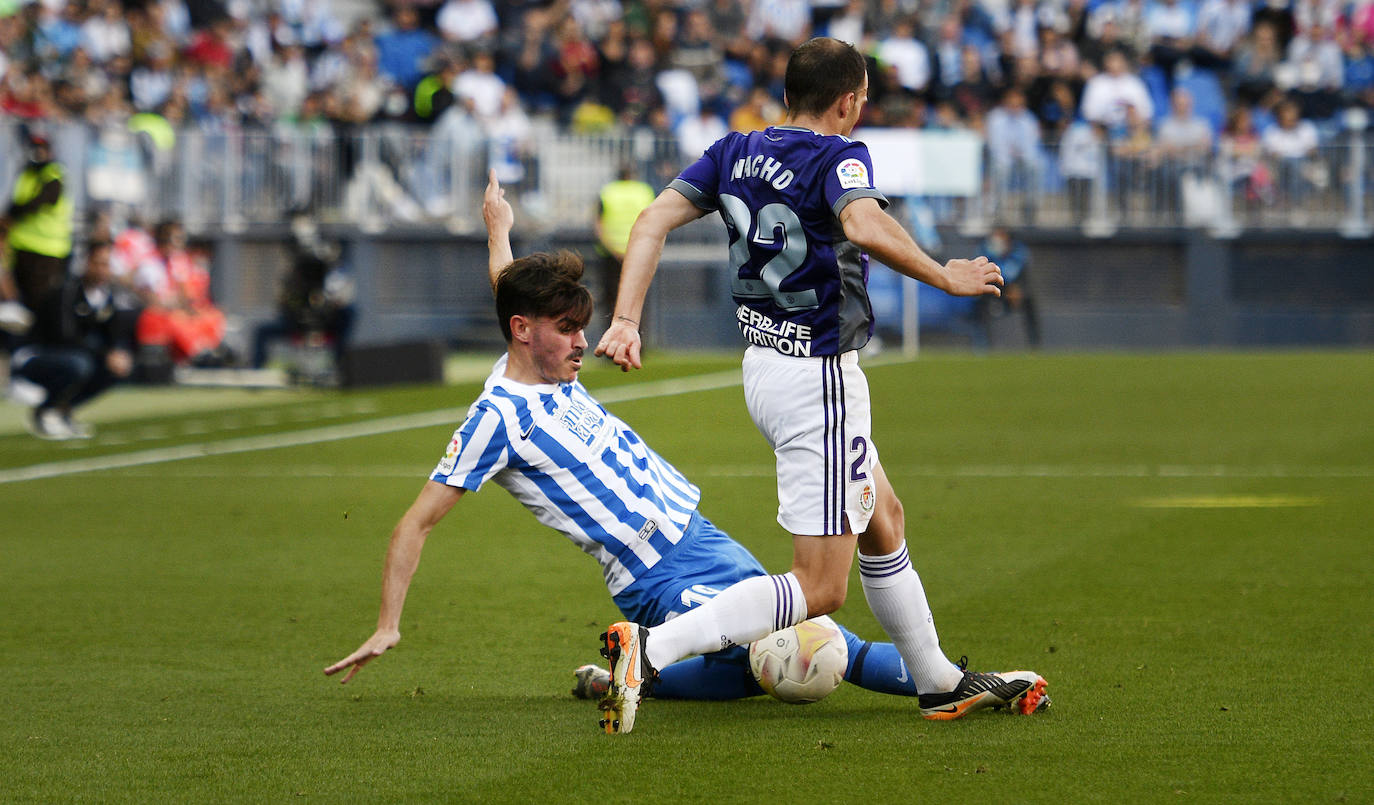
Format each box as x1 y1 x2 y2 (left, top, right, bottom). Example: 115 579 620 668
1174 69 1227 133
1140 64 1171 123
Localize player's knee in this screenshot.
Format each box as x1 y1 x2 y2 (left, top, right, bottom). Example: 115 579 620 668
800 576 849 617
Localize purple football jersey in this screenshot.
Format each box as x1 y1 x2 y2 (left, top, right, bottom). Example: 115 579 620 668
670 125 888 356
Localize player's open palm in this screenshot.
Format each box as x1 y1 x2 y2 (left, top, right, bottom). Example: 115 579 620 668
595 320 644 371
324 628 401 684
943 256 1004 297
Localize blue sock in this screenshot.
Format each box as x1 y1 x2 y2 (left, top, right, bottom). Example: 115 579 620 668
650 626 918 699
652 645 764 700
838 624 917 697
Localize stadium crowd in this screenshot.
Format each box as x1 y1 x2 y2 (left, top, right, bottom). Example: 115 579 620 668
1 0 1371 166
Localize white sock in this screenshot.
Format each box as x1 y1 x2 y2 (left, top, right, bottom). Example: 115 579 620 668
859 542 964 694
644 573 807 671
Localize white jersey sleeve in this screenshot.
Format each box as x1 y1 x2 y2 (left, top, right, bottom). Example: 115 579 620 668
431 399 510 491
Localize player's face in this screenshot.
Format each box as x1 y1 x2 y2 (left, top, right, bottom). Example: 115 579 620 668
529 314 588 384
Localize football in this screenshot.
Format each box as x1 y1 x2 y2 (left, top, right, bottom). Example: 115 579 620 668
748 615 848 704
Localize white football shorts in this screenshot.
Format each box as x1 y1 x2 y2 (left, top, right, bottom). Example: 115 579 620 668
741 345 879 536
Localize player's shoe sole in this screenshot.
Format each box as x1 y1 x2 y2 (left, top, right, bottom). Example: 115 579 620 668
598 622 654 734
918 666 1050 721
571 663 611 700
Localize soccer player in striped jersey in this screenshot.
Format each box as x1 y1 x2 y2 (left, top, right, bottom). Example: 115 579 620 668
323 172 946 717
594 37 1048 729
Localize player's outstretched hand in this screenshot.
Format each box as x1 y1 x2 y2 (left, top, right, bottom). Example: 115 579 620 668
594 319 644 372
943 256 1004 297
482 168 514 236
324 628 400 684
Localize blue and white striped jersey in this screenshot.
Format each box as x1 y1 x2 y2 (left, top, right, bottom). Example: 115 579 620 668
430 356 702 595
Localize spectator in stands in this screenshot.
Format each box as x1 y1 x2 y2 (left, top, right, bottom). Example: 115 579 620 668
930 15 967 96
1110 103 1156 216
1004 0 1042 60
1234 21 1285 104
1219 104 1273 207
676 104 728 161
455 49 507 124
413 54 461 125
1284 20 1345 119
1156 87 1217 219
550 14 601 120
1145 0 1197 83
436 0 499 46
1080 47 1153 128
1345 39 1374 105
949 43 999 116
825 0 868 44
374 6 439 91
1060 118 1110 220
81 0 132 65
729 86 785 133
1089 0 1152 58
1286 20 1344 90
571 0 623 43
672 9 726 112
1261 98 1320 209
1038 25 1082 82
331 36 391 125
879 16 932 96
1194 0 1252 71
601 36 665 128
747 0 812 45
1036 79 1081 140
975 225 1040 347
9 239 134 440
263 42 311 122
985 86 1044 220
486 88 535 185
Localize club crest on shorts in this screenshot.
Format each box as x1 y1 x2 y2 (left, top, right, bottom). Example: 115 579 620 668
860 482 875 512
836 158 869 189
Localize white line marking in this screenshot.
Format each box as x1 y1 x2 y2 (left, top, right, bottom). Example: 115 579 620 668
693 464 1374 479
0 369 745 486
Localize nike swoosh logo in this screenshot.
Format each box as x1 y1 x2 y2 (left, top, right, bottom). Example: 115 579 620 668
931 705 959 714
521 422 535 440
622 632 641 689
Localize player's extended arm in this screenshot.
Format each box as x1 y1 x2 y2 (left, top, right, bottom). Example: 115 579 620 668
593 188 708 371
839 198 1003 297
324 481 463 683
483 169 515 293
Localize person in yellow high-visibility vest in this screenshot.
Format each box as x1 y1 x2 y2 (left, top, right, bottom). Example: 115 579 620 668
3 129 73 313
594 164 656 331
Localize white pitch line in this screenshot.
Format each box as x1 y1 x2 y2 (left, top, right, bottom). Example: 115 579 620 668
693 464 1374 479
0 369 746 486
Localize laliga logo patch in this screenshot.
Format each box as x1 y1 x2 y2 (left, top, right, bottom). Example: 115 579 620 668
860 483 875 512
836 158 870 189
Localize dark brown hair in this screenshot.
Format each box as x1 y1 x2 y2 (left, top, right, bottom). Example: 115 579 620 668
495 250 593 342
785 38 867 118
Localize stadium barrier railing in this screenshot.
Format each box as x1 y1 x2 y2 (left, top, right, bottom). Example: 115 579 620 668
3 120 1370 238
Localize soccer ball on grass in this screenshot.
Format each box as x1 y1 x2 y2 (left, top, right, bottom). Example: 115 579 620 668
748 615 848 704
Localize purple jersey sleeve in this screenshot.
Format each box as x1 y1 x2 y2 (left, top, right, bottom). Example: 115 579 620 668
823 141 887 217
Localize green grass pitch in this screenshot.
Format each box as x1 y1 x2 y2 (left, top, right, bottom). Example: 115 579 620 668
2 351 1371 802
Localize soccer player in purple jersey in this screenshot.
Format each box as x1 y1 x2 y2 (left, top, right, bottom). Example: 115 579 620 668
591 37 1048 732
